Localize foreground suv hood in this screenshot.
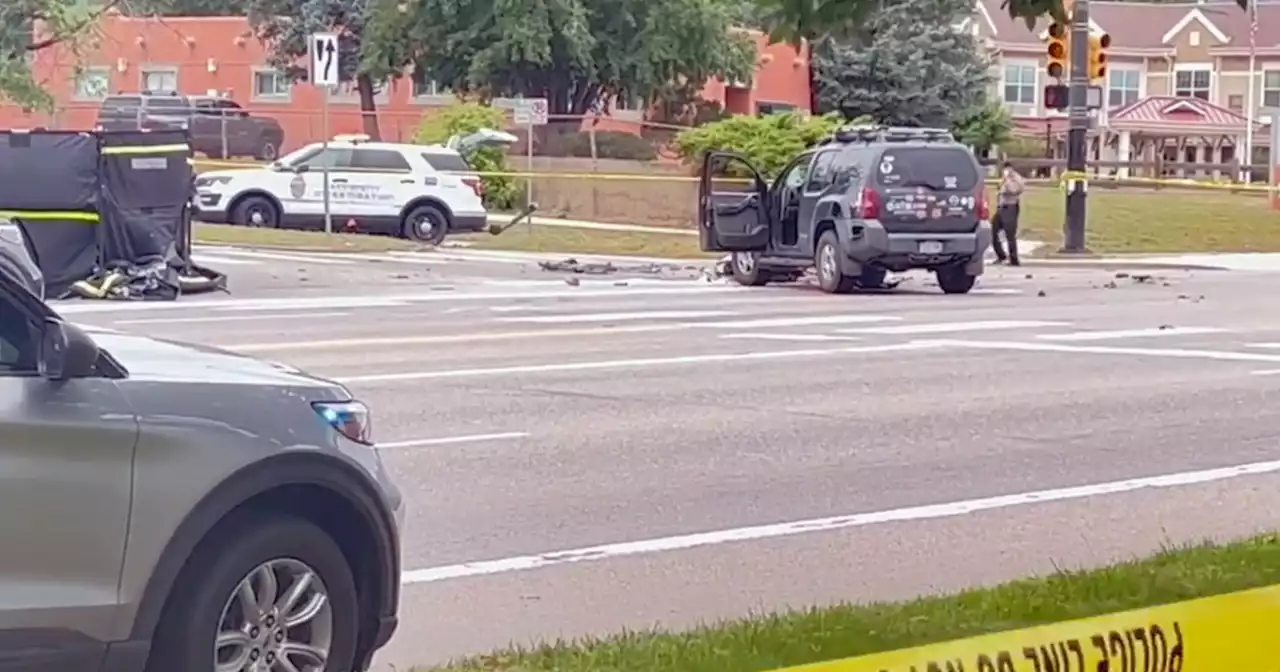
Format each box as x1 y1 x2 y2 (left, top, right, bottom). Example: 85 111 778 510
80 324 343 389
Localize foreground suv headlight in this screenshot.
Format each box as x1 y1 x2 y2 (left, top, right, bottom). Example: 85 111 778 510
313 400 373 445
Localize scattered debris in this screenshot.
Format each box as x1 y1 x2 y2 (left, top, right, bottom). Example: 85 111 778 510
1158 324 1173 330
1132 274 1155 284
1025 274 1034 280
1115 271 1130 279
564 276 580 286
613 280 629 287
1104 281 1118 289
1037 289 1047 297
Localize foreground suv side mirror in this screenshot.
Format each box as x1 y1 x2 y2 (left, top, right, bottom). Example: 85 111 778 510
39 319 100 381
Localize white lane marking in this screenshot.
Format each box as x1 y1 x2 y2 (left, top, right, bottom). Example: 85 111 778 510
691 315 901 329
400 458 1280 584
191 254 262 266
379 432 529 448
718 333 863 343
225 324 691 353
497 310 736 324
969 288 1024 295
1246 343 1280 349
113 311 350 326
333 341 946 383
1252 369 1280 375
53 285 747 315
201 249 357 265
213 300 413 312
927 338 1280 364
837 320 1067 335
391 251 530 266
1036 327 1228 342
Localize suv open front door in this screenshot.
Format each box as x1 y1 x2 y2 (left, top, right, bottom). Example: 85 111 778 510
698 151 771 252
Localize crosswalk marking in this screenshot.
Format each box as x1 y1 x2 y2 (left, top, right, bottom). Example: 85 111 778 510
191 254 262 266
691 315 901 329
497 310 736 324
719 333 863 343
1036 327 1227 342
195 249 357 265
836 320 1067 335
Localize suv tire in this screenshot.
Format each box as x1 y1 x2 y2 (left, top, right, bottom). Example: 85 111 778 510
144 514 360 672
815 232 856 294
936 265 977 294
403 203 450 245
255 135 281 162
231 196 280 228
730 252 768 286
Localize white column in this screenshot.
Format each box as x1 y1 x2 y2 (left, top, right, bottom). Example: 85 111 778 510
1117 130 1132 179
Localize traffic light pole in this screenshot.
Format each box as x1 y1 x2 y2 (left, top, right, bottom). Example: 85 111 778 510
1061 0 1091 254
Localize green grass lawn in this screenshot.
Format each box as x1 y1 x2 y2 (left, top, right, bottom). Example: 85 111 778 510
418 534 1280 672
1016 187 1280 255
462 225 710 258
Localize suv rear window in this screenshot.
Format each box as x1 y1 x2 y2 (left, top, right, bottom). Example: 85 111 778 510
101 96 142 111
874 148 979 191
146 97 190 110
421 153 471 172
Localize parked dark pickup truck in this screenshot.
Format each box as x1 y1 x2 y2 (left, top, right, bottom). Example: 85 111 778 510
96 93 286 161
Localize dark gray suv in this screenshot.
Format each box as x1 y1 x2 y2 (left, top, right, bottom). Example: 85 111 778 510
0 268 401 672
698 125 992 294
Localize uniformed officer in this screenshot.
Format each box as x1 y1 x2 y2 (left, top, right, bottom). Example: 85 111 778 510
991 161 1024 266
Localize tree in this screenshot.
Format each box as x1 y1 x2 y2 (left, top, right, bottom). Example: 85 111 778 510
247 0 410 139
0 0 128 110
149 0 248 14
387 0 755 119
813 0 991 129
952 100 1012 154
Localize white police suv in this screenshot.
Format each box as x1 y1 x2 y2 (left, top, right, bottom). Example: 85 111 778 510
193 131 515 244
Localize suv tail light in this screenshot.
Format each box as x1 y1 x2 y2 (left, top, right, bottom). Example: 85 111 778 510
461 176 484 197
975 187 990 221
856 186 881 219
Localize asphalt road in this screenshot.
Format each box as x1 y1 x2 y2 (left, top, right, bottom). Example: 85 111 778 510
59 247 1280 668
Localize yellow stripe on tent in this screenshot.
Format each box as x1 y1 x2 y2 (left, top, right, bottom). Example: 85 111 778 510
101 144 191 155
0 210 100 222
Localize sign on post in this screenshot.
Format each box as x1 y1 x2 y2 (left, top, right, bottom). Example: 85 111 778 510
310 32 339 232
513 98 548 210
310 33 339 87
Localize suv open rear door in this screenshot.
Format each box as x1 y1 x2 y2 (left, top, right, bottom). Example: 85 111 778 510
698 151 771 252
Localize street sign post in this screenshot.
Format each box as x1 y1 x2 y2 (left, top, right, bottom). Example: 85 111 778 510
513 98 548 209
310 32 339 233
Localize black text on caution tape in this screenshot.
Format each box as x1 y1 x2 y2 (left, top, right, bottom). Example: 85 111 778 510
876 621 1184 672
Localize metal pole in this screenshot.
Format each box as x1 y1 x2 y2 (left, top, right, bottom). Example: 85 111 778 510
525 118 533 210
1061 0 1091 253
220 110 229 160
1245 3 1258 183
322 85 332 234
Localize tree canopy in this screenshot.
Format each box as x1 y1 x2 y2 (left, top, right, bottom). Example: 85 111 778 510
382 0 756 117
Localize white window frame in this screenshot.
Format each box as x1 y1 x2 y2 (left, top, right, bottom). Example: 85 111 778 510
330 79 390 105
1107 68 1143 108
1261 70 1280 109
139 65 178 93
1001 61 1038 107
1172 63 1213 101
251 67 291 102
72 66 110 101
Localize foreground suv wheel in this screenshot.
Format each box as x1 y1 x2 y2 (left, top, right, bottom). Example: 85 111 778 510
815 232 856 294
936 265 977 294
146 515 359 672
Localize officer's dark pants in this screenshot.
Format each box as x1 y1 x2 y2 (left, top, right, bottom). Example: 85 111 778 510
991 203 1020 265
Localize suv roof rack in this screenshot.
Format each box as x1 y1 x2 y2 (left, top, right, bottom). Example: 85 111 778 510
826 124 955 145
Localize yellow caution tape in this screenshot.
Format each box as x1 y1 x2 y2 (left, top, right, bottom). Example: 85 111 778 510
102 143 191 155
0 210 99 222
189 157 1280 193
771 584 1280 672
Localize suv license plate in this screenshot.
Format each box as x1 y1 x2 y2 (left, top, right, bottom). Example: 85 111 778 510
918 241 944 254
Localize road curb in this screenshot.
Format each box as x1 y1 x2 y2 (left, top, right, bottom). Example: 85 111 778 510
1019 259 1229 271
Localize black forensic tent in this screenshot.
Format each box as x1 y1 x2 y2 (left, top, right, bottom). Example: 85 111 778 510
0 129 225 300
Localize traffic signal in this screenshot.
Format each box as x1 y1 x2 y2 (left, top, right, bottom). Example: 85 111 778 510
1046 23 1069 79
1088 33 1111 81
1044 84 1069 110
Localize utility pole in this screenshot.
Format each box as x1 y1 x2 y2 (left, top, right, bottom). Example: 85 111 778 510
1061 0 1091 254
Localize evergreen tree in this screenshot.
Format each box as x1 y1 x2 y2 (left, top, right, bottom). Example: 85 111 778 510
814 0 991 128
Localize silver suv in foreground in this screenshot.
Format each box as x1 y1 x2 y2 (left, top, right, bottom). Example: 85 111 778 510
0 269 401 671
